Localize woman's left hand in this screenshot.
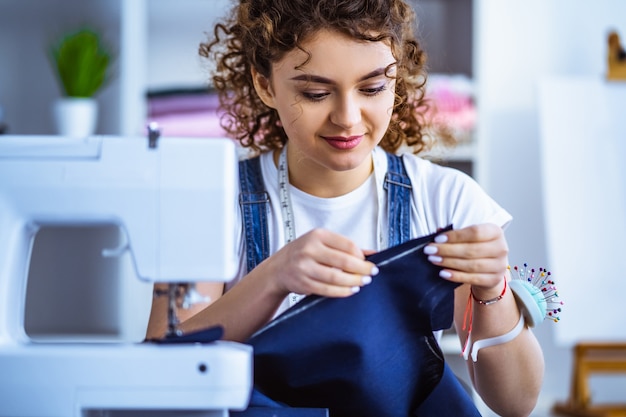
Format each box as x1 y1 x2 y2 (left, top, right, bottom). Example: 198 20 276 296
424 223 508 294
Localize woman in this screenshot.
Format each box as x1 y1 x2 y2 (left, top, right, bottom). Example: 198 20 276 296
147 1 544 415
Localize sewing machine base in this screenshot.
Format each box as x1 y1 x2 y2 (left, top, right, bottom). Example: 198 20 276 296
83 411 229 417
0 341 252 417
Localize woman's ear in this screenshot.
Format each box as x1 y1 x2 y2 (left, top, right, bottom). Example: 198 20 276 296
251 68 276 108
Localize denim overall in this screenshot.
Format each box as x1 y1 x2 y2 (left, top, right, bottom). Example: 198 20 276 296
233 153 481 417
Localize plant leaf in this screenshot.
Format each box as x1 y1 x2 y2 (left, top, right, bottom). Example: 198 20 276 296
49 28 113 98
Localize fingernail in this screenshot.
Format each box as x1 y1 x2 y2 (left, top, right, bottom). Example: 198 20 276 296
434 234 448 243
371 265 380 276
362 276 372 285
351 286 361 293
439 270 452 279
428 255 443 263
423 245 438 255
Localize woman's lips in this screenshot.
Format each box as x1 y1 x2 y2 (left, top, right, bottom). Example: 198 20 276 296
322 135 364 150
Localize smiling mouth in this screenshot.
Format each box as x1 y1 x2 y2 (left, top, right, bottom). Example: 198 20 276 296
322 135 363 141
322 135 364 150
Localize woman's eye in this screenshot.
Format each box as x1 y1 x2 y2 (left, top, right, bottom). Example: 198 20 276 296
302 91 330 101
361 85 387 96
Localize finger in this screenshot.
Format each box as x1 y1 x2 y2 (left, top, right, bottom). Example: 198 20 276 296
436 257 506 281
434 252 501 270
425 227 507 261
429 251 508 290
429 246 508 275
432 223 502 245
320 252 379 278
304 261 373 289
304 278 365 298
311 229 366 259
280 259 369 298
306 230 378 277
428 240 507 263
319 267 376 295
277 248 375 295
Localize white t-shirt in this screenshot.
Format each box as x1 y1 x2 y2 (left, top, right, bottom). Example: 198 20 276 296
228 146 512 316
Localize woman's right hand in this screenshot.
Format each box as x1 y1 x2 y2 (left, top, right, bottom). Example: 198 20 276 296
259 228 379 298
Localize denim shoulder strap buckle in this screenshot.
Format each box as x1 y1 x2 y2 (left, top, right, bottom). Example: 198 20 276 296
384 153 412 247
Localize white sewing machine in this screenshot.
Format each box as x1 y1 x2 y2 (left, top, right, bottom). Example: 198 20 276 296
0 132 252 416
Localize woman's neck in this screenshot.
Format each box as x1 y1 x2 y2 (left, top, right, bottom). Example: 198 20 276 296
273 147 374 198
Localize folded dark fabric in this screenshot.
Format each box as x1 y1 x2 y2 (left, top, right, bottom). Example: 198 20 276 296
149 325 224 344
247 226 465 417
233 389 329 417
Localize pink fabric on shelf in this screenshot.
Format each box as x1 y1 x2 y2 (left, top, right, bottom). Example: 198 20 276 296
147 90 227 137
425 74 476 134
147 111 227 138
148 93 220 116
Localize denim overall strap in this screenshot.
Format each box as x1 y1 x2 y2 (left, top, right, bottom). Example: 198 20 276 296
384 153 412 246
239 156 271 273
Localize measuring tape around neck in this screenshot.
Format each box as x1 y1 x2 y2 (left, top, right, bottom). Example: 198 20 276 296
278 146 296 244
277 146 304 306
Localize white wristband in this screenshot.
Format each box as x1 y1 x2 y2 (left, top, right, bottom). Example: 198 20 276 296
464 314 526 362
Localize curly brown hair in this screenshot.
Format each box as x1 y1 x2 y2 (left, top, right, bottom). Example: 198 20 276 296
200 0 452 155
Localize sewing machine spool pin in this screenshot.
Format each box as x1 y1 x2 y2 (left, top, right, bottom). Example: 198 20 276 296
147 122 161 149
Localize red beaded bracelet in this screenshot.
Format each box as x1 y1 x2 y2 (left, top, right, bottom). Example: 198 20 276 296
471 278 507 306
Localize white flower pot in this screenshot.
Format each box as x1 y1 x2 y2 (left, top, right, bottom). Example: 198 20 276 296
53 98 98 138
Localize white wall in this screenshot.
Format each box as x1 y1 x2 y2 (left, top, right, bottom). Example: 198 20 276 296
474 1 626 413
146 0 231 90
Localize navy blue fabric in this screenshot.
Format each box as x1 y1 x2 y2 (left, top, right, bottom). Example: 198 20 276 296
232 408 328 417
247 228 460 417
416 361 481 416
232 389 329 417
239 363 480 417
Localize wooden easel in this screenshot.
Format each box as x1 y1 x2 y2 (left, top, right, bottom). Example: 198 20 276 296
607 31 626 81
553 343 626 417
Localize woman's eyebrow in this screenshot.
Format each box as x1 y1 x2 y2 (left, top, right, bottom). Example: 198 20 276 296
289 67 393 84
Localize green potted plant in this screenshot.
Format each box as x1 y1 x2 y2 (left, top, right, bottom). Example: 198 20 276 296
48 27 114 137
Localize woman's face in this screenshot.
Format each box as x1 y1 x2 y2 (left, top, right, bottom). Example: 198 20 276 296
253 29 397 188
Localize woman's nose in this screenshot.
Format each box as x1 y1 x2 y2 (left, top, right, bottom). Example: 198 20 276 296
330 96 362 129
